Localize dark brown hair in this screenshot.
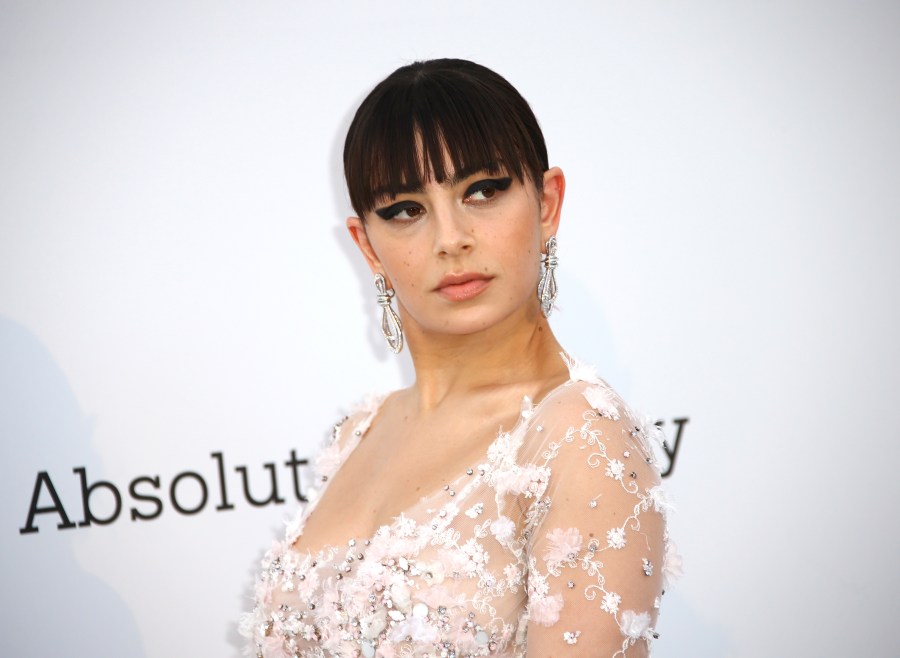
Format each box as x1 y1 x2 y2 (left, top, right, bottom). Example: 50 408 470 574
343 59 549 217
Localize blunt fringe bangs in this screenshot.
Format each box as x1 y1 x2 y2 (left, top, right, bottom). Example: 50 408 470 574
343 59 549 218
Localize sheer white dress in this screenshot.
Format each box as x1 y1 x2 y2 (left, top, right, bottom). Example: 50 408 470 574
241 356 680 657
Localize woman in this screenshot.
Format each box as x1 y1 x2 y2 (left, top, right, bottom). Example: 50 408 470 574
241 59 677 658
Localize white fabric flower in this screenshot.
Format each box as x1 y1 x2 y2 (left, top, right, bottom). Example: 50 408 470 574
649 485 676 516
295 566 320 599
528 592 564 626
360 608 387 640
520 395 535 419
237 610 262 640
439 547 472 576
461 538 488 574
260 635 292 658
414 584 466 611
490 516 516 544
284 508 306 543
583 385 620 420
504 562 521 588
600 591 621 614
636 412 665 447
605 459 625 480
353 394 384 434
314 442 342 479
606 527 626 549
487 432 517 467
561 352 600 383
389 616 439 644
494 464 551 498
390 582 412 612
356 560 387 590
465 502 484 518
618 610 652 639
563 630 581 644
528 564 550 598
396 514 417 537
305 487 322 507
542 527 583 566
662 540 684 589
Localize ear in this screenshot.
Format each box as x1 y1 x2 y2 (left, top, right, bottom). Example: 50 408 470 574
346 217 384 275
539 166 565 243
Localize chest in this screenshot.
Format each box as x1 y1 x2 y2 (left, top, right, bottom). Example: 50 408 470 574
262 503 530 658
296 407 520 552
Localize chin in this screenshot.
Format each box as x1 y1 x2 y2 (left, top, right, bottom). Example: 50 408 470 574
423 308 525 338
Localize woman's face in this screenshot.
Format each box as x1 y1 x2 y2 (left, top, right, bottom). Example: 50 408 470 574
347 162 565 341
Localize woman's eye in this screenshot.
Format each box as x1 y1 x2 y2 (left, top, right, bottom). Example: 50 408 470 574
375 202 424 221
465 177 513 203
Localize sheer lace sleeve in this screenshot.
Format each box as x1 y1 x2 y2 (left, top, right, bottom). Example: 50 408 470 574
519 372 676 657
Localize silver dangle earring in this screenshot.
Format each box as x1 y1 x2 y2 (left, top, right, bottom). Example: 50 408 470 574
374 273 404 353
537 236 559 317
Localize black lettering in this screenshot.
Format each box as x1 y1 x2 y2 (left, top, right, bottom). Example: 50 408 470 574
210 452 234 511
74 466 122 527
235 463 285 507
169 471 208 515
659 417 688 478
129 476 163 521
19 471 76 534
285 450 309 502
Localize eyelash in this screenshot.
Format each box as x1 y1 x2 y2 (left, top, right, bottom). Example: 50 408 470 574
374 177 513 221
465 177 513 202
375 201 422 221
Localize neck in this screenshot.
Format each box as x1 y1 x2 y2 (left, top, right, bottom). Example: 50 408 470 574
402 305 567 411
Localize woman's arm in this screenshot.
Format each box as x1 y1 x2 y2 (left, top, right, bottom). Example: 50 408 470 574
522 382 674 657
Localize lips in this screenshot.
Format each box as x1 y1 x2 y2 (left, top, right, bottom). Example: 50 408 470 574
434 273 493 302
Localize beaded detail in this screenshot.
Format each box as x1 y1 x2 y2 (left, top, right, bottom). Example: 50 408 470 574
241 356 678 657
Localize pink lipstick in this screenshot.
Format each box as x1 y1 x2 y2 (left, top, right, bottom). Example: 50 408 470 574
435 273 493 302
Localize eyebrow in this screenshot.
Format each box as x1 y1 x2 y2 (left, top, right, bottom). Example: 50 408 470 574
372 164 504 200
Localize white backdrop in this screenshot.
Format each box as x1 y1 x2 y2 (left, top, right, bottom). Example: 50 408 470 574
2 1 899 656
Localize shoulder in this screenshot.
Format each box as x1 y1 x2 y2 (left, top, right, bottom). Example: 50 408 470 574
522 356 664 476
314 393 386 480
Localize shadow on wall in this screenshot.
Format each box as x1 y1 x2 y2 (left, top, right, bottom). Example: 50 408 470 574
0 315 147 658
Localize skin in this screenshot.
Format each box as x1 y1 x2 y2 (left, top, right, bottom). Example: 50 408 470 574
294 162 660 657
294 165 570 549
348 165 568 410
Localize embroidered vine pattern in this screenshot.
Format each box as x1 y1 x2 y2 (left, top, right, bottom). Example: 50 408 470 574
241 359 679 658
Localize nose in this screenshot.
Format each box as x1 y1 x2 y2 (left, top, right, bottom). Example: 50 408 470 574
432 204 475 257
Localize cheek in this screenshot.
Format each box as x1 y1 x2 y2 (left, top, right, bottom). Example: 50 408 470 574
387 251 426 297
401 251 414 281
506 225 542 279
368 232 417 286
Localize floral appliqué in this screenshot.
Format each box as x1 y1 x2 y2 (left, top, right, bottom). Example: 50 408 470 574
242 362 676 658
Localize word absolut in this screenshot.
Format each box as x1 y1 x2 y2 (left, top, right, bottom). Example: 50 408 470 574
18 451 309 534
19 418 687 535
